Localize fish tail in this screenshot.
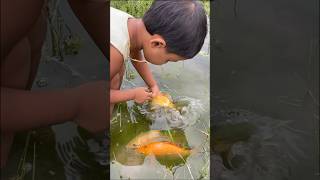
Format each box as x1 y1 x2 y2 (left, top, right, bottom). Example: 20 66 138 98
190 146 207 155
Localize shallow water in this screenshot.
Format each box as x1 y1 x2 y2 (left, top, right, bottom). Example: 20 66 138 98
110 26 211 179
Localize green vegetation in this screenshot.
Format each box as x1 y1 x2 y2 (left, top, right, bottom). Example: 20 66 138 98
111 0 153 17
111 0 210 18
47 1 83 61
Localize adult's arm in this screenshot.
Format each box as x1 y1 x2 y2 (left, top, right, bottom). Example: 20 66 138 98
1 81 107 133
1 0 44 60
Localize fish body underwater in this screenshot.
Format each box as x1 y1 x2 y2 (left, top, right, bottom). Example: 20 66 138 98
136 141 191 157
126 130 169 149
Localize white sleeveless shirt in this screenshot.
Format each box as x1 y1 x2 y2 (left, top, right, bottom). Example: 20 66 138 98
110 7 133 61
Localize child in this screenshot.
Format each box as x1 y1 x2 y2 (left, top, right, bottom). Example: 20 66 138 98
110 0 207 113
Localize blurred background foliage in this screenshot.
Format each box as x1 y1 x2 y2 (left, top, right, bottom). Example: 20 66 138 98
111 0 210 18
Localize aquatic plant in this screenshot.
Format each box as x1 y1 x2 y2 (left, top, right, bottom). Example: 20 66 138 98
47 0 83 61
14 133 32 180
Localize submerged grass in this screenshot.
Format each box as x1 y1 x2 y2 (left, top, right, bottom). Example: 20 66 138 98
6 129 68 180
15 133 31 180
32 142 36 180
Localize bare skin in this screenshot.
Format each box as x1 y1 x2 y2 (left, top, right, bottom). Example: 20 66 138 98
110 17 185 115
1 0 108 168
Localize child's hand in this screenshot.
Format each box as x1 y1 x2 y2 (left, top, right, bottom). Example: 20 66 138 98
150 84 160 97
74 81 107 133
134 87 153 104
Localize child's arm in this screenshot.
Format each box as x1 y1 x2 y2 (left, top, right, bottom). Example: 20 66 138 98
110 46 152 104
130 50 160 97
110 87 151 104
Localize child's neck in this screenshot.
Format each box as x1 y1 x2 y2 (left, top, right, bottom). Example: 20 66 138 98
128 18 146 52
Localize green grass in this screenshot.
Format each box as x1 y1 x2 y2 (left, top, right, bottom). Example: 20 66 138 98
111 0 210 18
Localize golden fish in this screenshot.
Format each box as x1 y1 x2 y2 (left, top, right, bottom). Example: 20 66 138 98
126 130 169 149
136 141 191 157
151 92 175 109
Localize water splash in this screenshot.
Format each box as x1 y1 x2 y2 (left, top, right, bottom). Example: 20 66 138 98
136 96 204 130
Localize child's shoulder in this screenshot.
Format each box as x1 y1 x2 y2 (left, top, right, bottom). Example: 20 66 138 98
110 7 132 63
110 7 133 19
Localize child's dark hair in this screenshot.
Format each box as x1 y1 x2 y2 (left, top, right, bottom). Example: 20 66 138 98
143 0 207 59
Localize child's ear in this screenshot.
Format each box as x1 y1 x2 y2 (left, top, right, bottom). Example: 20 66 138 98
150 36 166 48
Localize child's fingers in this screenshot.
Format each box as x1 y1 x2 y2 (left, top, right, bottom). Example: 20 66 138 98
144 87 151 92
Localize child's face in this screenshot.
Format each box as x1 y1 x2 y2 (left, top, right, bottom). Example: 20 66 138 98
142 35 185 65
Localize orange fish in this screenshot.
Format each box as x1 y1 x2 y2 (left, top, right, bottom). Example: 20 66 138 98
136 141 191 157
151 92 175 109
126 130 170 149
